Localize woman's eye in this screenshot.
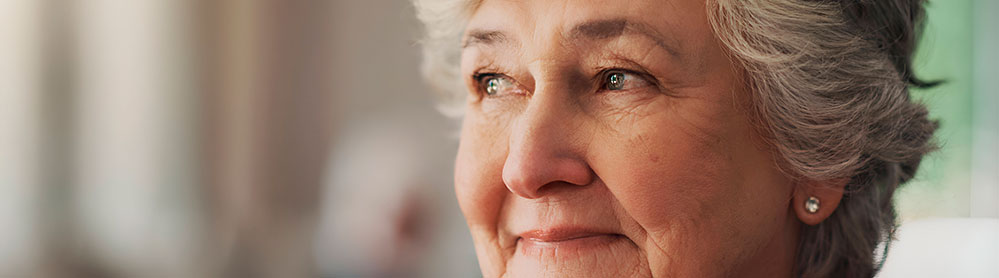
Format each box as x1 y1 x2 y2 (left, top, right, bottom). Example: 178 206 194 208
604 71 650 91
480 75 516 96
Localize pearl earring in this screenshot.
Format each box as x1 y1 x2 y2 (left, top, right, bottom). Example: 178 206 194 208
805 196 820 214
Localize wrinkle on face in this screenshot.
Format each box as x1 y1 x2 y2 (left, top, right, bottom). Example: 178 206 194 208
455 0 797 277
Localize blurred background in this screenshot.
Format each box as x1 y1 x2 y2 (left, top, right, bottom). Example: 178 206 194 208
0 0 994 277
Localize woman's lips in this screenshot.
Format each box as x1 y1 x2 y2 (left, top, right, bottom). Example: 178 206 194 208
519 228 616 242
516 228 624 258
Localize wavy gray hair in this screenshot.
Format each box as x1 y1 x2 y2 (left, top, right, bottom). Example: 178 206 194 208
414 0 938 277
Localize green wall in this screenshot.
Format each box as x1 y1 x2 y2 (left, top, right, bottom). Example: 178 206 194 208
896 0 988 220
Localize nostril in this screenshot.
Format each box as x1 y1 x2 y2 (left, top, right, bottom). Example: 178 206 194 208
502 155 594 199
501 166 543 199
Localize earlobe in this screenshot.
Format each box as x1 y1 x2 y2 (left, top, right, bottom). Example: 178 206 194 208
792 178 848 226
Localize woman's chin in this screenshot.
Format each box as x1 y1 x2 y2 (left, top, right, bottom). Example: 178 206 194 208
506 235 651 277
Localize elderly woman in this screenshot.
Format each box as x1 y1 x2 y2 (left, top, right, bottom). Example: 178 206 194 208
415 0 937 277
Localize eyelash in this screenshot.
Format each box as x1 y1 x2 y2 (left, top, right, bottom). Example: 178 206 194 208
596 69 652 91
472 72 508 97
472 72 498 87
472 68 655 97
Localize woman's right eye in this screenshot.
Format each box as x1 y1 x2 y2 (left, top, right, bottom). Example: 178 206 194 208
479 75 516 96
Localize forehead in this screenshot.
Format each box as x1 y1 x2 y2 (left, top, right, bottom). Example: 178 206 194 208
471 0 690 22
463 0 709 60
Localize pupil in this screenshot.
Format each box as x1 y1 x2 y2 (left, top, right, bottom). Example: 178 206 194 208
487 78 499 95
609 73 624 90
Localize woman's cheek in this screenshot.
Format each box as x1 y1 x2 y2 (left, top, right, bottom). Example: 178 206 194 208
454 112 511 224
591 114 739 244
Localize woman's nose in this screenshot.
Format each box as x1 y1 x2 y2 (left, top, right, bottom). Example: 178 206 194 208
501 90 594 199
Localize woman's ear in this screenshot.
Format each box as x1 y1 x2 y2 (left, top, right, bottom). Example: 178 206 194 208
792 178 848 226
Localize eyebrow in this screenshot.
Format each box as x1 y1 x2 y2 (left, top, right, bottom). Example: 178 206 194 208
570 19 681 56
462 18 681 57
463 29 510 48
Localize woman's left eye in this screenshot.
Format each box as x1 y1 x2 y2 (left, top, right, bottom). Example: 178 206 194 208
603 71 651 91
477 74 518 97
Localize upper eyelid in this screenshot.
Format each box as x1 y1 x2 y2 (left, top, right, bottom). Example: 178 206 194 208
470 62 503 79
471 67 512 82
596 64 650 78
472 72 493 82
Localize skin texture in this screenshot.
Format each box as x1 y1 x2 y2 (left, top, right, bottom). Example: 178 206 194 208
454 0 844 277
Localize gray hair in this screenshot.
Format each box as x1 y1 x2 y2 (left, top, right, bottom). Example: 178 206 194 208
414 0 938 276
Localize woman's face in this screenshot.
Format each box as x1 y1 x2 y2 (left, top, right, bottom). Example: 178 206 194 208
455 0 800 276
